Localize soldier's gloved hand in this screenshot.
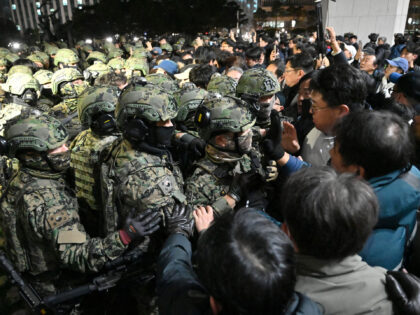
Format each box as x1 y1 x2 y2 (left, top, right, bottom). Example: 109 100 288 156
163 203 194 238
228 172 257 203
188 138 206 159
385 271 420 315
265 160 278 182
262 111 285 161
119 209 161 245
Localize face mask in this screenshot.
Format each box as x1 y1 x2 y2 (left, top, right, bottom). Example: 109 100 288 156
257 97 275 122
301 99 312 118
21 89 38 107
41 88 53 98
46 150 71 172
148 125 174 148
236 129 253 154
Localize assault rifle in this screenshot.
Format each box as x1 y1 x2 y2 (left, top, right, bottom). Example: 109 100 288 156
315 0 326 57
0 248 152 314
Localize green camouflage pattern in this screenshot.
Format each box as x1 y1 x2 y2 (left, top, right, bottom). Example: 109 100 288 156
1 73 40 96
27 53 44 65
35 51 50 66
0 48 9 57
207 74 237 97
116 83 178 126
77 85 118 127
185 151 263 217
34 69 53 85
49 99 83 141
145 73 179 94
160 43 173 52
107 57 125 70
7 65 32 76
0 102 39 136
53 48 80 66
44 44 59 56
236 67 280 98
102 139 185 236
70 129 118 212
0 166 126 296
131 47 148 59
0 57 8 67
51 67 84 95
197 94 255 141
5 115 68 156
5 53 19 64
174 85 207 129
86 51 107 64
124 57 149 76
86 62 112 78
107 48 124 59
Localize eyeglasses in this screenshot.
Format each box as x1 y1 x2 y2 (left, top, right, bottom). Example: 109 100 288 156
284 68 300 74
310 105 330 112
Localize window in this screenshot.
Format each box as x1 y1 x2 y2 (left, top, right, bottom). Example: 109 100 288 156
37 9 41 15
63 0 68 5
12 4 16 10
17 25 21 30
78 0 83 4
36 2 40 8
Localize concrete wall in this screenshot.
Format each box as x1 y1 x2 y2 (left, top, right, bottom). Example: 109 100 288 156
324 0 410 45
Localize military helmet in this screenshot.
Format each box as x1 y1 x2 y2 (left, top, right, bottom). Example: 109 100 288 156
5 115 68 157
236 67 280 98
131 47 148 59
77 86 118 127
195 94 255 141
44 44 59 56
35 51 50 66
124 57 149 76
160 43 173 53
86 51 107 64
5 53 19 64
107 57 125 70
51 67 84 95
108 48 124 59
0 47 10 57
54 48 80 66
207 74 237 97
0 57 9 67
116 83 178 128
145 73 178 93
27 53 44 65
1 73 40 96
33 69 53 85
8 65 32 76
175 85 208 122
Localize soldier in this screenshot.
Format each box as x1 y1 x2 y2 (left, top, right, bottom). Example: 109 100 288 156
185 94 274 216
0 57 9 84
33 69 57 111
236 67 281 144
124 57 149 80
70 86 120 237
84 51 112 85
207 73 237 97
102 82 187 238
0 114 161 299
0 73 42 131
49 67 90 141
101 82 189 313
54 48 80 70
172 83 208 174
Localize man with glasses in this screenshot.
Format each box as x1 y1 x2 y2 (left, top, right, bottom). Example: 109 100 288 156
264 64 368 172
282 52 314 120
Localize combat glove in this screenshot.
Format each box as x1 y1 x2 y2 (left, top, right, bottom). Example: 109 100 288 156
163 203 194 238
262 111 285 161
120 209 161 245
385 271 420 315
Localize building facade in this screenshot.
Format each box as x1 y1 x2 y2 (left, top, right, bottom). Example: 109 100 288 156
9 0 99 32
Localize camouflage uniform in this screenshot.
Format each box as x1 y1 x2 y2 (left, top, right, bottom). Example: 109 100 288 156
49 68 89 141
145 72 179 94
0 115 127 297
102 83 185 239
185 95 266 217
207 73 238 97
236 67 281 144
33 69 56 112
70 86 120 237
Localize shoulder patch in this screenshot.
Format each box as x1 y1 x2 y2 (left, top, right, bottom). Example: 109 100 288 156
57 230 87 244
47 209 73 230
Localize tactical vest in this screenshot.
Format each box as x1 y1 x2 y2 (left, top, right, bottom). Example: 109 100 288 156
0 170 68 274
100 141 185 236
70 130 119 211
